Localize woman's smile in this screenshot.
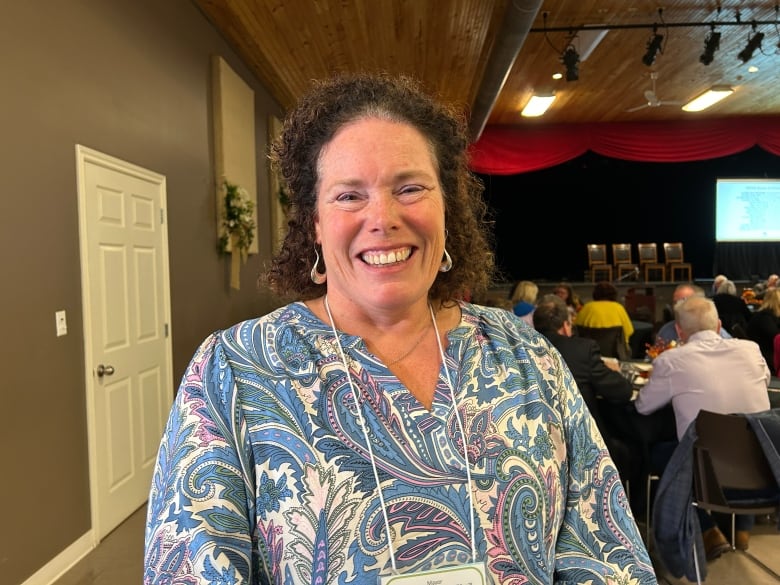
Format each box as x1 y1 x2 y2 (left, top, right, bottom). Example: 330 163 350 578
361 246 413 266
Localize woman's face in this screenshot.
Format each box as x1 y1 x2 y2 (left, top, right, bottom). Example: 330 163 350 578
314 117 445 312
554 287 568 301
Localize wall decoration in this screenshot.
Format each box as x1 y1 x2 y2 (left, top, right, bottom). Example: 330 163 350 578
217 179 255 289
211 55 258 288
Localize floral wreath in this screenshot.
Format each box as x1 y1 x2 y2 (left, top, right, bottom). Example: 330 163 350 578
218 179 255 255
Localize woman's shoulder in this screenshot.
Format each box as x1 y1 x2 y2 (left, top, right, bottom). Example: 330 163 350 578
215 302 322 349
218 301 298 329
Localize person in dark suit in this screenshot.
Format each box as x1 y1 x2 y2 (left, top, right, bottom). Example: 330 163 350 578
533 294 639 502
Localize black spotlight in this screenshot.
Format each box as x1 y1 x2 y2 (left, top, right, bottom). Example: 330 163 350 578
738 31 764 63
561 45 580 81
642 33 664 66
699 30 721 65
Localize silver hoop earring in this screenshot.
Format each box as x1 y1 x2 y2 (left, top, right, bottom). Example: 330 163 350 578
439 248 453 273
310 246 327 284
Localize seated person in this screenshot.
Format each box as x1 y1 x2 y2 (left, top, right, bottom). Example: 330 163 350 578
533 295 638 497
574 281 634 354
552 282 583 321
775 333 780 377
746 288 780 371
635 295 770 558
710 274 728 297
655 283 731 345
508 279 538 326
712 279 752 338
753 273 779 299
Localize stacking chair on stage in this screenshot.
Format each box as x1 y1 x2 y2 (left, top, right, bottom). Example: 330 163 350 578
664 242 692 282
691 410 780 584
587 244 612 282
613 243 639 281
638 242 665 282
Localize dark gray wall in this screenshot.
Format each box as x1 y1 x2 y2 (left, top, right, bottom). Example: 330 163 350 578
0 2 284 583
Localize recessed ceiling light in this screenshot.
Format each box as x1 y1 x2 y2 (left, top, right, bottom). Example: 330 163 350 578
521 93 556 117
682 86 734 112
748 65 759 73
552 72 563 80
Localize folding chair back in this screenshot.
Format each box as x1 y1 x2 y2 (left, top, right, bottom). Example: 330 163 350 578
574 325 630 361
694 410 778 513
691 410 780 584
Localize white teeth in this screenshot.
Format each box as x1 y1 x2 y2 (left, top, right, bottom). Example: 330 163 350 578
363 248 411 265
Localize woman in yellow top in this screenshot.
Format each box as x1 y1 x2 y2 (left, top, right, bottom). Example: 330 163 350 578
574 281 634 350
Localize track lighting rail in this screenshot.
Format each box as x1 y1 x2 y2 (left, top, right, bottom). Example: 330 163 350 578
531 20 780 34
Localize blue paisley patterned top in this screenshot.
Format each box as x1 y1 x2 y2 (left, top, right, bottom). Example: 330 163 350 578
144 302 656 584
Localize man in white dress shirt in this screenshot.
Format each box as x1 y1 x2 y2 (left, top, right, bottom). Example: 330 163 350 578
635 295 770 557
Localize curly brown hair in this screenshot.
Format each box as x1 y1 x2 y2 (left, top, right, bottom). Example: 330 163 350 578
263 72 494 303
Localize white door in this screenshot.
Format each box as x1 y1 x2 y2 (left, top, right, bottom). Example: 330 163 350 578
76 145 173 541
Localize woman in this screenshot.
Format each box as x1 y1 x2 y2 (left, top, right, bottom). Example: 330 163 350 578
508 279 538 326
747 288 780 370
553 282 583 320
574 281 635 351
144 73 655 584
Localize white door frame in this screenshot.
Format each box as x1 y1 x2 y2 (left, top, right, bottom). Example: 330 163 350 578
75 144 173 544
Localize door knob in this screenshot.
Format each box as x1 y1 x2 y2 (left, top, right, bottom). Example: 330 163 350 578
96 364 115 377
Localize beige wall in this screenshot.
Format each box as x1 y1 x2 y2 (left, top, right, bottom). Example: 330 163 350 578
0 1 284 583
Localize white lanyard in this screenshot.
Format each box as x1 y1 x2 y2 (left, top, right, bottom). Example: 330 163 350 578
323 296 478 573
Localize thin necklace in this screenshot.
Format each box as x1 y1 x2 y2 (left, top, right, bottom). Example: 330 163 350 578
322 297 431 367
384 325 430 366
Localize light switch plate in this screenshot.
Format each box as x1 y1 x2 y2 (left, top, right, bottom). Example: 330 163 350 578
56 310 67 336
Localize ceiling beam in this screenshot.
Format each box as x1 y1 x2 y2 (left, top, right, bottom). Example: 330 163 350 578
468 0 544 142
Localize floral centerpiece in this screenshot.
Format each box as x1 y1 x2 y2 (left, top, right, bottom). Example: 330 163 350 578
218 179 255 289
742 287 762 308
645 337 678 360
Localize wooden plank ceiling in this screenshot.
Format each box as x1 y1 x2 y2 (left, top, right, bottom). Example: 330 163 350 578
194 0 780 135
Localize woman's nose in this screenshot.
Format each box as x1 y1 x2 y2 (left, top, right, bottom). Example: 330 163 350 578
366 193 400 228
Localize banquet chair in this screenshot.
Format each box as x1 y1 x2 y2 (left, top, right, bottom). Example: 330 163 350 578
574 325 630 361
612 243 639 281
663 242 692 282
587 244 612 282
637 242 665 282
690 410 780 584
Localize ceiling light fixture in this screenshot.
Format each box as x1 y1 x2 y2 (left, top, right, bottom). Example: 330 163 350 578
642 29 664 66
682 85 734 112
738 29 765 63
699 29 721 65
533 8 780 69
521 93 556 117
561 45 580 81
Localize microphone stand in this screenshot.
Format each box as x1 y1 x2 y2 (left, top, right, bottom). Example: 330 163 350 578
617 266 641 282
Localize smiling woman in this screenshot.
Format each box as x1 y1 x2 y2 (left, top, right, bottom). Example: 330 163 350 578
144 72 657 585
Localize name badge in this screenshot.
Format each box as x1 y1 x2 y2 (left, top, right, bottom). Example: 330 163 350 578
378 561 489 585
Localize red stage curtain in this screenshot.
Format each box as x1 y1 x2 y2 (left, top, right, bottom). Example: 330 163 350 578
468 116 780 175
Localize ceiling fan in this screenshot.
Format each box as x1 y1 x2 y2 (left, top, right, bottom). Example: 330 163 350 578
626 72 684 112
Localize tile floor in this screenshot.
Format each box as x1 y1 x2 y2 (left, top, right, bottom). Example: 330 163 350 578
51 506 779 585
645 517 780 585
